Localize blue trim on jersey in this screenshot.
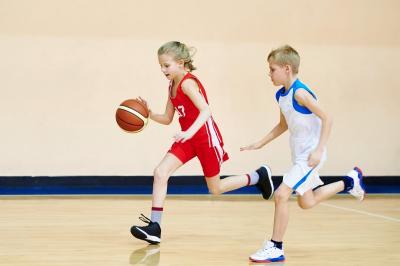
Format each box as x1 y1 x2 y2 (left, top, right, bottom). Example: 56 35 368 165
291 79 317 114
275 79 315 102
275 87 287 102
293 168 314 190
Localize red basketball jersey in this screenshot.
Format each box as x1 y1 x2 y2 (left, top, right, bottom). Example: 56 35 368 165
169 72 224 147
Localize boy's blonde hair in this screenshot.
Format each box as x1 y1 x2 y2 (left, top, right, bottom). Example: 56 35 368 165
267 45 300 74
158 41 197 71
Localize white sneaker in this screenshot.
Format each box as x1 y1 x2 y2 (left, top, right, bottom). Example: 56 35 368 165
346 167 365 201
249 240 285 263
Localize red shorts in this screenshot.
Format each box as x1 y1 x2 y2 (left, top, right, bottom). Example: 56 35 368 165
168 140 229 177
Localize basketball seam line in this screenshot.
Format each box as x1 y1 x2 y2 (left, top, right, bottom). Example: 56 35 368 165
118 106 147 122
116 116 143 127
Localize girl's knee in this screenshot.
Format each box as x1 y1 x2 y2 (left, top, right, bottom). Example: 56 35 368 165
153 167 169 183
208 186 222 195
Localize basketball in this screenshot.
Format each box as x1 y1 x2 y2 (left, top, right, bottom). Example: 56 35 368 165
116 99 149 133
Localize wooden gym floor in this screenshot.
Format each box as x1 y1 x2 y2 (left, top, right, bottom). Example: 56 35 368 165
0 195 399 266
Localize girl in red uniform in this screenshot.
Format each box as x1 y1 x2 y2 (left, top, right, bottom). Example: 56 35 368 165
130 41 274 244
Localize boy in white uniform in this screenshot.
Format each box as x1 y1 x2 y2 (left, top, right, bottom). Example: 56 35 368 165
241 45 365 263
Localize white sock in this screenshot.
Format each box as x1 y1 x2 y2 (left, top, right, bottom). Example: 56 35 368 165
247 171 260 186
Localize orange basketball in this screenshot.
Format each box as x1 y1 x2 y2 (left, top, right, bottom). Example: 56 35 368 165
116 99 149 133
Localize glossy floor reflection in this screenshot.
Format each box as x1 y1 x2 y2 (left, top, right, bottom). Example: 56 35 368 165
0 195 398 265
130 245 160 266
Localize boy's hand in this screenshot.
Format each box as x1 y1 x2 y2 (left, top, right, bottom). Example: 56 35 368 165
308 149 322 167
240 142 262 151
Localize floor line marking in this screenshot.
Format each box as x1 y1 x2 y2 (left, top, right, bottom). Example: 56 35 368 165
321 202 400 223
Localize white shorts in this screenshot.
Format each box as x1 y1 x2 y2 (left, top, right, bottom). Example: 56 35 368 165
283 160 325 196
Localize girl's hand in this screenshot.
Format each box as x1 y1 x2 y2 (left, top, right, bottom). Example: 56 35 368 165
308 149 322 167
174 130 194 143
136 97 151 114
240 142 262 151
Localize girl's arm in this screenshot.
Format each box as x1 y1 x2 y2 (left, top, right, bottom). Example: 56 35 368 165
240 111 288 151
137 96 175 125
294 89 333 167
174 79 211 143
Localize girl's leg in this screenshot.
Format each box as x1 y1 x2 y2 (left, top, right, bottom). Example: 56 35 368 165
297 181 344 209
152 153 183 208
205 166 273 199
130 153 182 244
205 174 249 195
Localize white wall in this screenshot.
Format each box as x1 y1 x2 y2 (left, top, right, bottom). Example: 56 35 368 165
0 0 399 176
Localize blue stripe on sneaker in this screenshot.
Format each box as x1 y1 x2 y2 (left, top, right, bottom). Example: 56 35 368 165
253 255 285 263
271 255 285 262
293 168 314 190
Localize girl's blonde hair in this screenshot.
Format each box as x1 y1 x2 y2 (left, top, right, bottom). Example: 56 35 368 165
267 45 300 74
158 41 197 71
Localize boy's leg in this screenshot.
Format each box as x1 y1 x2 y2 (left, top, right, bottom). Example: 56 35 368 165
249 183 291 263
297 181 344 209
130 153 183 244
297 166 365 208
271 183 292 242
344 167 365 200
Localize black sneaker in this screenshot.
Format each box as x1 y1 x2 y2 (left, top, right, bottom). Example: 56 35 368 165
130 214 161 244
255 165 274 200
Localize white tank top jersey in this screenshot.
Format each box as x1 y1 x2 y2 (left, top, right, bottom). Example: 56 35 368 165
275 79 327 163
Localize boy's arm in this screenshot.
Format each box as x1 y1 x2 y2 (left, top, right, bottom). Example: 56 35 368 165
295 89 333 167
174 79 211 143
240 111 288 151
